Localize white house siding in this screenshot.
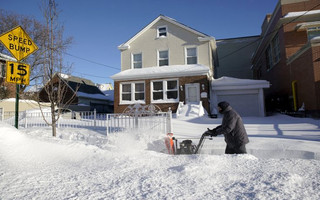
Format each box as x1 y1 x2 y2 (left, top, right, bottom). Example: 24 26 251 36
120 19 213 71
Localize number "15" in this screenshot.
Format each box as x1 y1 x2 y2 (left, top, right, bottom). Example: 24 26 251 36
9 63 27 76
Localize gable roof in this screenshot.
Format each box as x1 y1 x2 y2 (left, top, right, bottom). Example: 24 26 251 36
58 73 104 95
118 15 214 50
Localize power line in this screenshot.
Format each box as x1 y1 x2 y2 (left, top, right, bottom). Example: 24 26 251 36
64 52 120 71
219 2 320 61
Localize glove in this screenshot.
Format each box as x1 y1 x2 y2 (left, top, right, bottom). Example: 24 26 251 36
205 128 217 137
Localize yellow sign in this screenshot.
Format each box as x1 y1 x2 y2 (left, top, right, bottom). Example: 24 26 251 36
6 61 30 85
0 26 38 61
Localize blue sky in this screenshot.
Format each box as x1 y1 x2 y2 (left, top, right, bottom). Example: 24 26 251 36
1 0 278 85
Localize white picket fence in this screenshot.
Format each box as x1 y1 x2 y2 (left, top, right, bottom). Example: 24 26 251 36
1 110 108 129
0 109 172 135
106 112 172 135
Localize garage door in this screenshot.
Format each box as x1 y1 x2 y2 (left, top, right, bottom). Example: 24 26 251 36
217 93 260 117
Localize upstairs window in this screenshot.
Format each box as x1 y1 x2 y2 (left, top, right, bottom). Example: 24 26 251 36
186 47 197 64
307 26 320 41
158 50 169 66
265 33 280 70
132 53 142 69
157 26 167 38
271 34 280 63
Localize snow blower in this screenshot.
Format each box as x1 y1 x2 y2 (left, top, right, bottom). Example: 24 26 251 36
165 130 213 155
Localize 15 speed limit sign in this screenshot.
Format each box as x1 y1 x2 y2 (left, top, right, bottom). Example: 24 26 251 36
6 61 30 85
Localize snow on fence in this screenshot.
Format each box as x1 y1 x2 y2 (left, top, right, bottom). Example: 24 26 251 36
106 111 172 135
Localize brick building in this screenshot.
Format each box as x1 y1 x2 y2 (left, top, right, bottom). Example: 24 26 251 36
0 53 17 99
251 0 320 117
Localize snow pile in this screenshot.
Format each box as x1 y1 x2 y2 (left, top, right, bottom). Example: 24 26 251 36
1 114 320 199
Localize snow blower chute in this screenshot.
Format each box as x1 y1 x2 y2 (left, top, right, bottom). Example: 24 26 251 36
165 130 213 155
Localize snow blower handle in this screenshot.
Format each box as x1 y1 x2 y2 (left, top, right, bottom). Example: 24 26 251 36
205 128 217 137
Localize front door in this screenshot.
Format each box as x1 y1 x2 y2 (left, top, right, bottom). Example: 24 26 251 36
185 83 200 103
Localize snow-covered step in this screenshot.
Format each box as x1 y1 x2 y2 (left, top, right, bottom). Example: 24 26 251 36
177 102 206 118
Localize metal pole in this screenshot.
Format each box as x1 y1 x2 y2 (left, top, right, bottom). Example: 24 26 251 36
14 83 19 128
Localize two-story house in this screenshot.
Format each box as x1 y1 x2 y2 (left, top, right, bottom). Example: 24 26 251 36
251 0 320 117
111 15 217 114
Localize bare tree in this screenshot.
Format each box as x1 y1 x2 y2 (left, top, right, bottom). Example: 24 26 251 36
37 0 74 137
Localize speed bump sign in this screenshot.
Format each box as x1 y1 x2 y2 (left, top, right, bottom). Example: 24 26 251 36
0 26 38 61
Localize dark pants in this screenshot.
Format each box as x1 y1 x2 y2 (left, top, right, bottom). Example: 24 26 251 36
225 144 247 154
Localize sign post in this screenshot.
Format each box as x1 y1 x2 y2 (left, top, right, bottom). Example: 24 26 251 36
0 26 38 128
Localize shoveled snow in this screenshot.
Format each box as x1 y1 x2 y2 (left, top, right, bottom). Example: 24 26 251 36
111 64 210 81
1 113 320 199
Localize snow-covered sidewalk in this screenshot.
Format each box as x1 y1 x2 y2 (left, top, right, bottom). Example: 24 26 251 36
0 114 320 199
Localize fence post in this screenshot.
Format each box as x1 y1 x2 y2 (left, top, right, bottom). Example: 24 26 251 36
94 109 97 129
0 108 3 122
167 108 172 134
24 111 27 128
106 114 109 135
58 114 60 128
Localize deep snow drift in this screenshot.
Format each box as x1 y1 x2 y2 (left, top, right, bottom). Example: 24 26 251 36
0 114 320 199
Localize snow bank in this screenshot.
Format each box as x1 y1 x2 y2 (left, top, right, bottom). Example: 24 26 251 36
1 114 320 199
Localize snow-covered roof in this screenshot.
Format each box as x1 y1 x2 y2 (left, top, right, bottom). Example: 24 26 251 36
76 92 112 101
283 9 320 19
111 64 210 81
118 15 214 50
25 85 42 93
0 53 16 62
212 76 270 90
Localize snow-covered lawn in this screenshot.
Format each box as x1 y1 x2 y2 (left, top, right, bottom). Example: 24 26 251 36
0 114 320 199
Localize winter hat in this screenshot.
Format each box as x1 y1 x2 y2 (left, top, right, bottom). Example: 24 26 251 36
218 101 230 112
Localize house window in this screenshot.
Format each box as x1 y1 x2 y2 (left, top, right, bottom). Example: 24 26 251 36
120 82 145 104
158 50 169 66
186 47 197 64
265 34 280 70
271 34 280 64
132 53 142 69
0 62 5 77
265 46 273 70
152 81 163 100
157 26 167 37
151 79 178 102
307 26 320 41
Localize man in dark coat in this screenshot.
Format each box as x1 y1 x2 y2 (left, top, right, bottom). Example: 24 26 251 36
206 101 249 154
